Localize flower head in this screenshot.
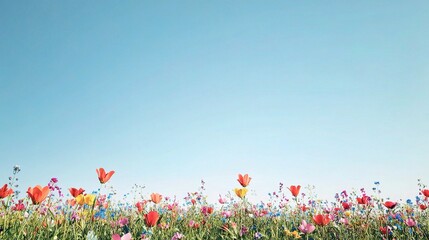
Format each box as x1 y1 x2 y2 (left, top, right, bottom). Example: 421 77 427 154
69 187 85 198
384 201 397 209
288 185 301 197
298 220 315 234
237 174 251 187
312 214 331 226
405 218 416 227
112 233 132 240
144 210 160 227
234 188 248 199
96 168 115 184
0 184 14 199
151 193 162 204
27 185 50 204
422 189 429 198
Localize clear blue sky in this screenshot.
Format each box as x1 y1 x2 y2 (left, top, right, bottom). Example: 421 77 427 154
1 1 428 202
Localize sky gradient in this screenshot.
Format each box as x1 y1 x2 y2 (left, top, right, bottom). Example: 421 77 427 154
1 1 428 202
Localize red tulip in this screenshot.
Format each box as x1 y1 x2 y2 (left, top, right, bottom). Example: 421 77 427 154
0 184 14 199
384 201 397 209
69 187 85 198
151 193 162 204
27 185 50 204
96 168 115 184
356 195 370 205
288 185 301 197
312 214 330 226
342 202 351 210
237 174 251 187
422 189 429 198
144 211 159 227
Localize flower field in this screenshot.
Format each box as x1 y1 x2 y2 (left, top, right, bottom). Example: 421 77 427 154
1 166 429 239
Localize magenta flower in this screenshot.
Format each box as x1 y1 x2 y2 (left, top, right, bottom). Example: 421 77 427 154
298 220 315 234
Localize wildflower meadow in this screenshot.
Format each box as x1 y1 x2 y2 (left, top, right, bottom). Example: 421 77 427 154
1 165 429 240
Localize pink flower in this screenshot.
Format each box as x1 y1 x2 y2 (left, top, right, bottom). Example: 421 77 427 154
298 220 315 234
339 218 349 225
405 218 416 227
112 233 132 240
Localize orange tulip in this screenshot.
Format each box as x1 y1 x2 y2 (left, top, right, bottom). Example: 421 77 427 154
151 193 162 204
0 184 14 199
69 187 85 198
144 211 160 227
288 185 301 197
237 174 251 187
27 185 50 204
96 168 115 184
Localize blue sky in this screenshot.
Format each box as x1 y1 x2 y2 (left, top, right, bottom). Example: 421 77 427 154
1 1 428 202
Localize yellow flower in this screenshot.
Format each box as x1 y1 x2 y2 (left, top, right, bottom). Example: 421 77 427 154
292 231 301 239
84 194 96 206
344 211 351 217
76 194 85 205
285 229 301 239
75 194 96 206
234 188 248 199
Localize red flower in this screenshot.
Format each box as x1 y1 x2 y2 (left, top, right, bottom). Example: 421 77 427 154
144 211 160 227
288 185 301 197
0 184 14 199
237 174 251 187
419 204 427 210
312 214 330 226
96 168 115 184
136 201 147 213
69 187 85 198
384 201 397 209
300 204 309 212
27 185 50 204
380 226 391 235
422 189 429 198
356 196 370 205
342 202 351 210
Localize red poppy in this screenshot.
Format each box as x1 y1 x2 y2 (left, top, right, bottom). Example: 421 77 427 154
312 214 330 226
419 204 427 210
342 202 351 210
27 185 50 204
237 174 251 187
384 201 397 209
422 189 429 198
69 187 85 198
0 184 14 199
144 211 160 227
96 168 115 184
151 193 162 204
356 196 370 205
288 185 301 197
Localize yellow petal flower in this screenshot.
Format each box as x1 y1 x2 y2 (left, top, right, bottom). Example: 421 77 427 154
234 188 248 199
75 194 85 205
84 194 96 206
